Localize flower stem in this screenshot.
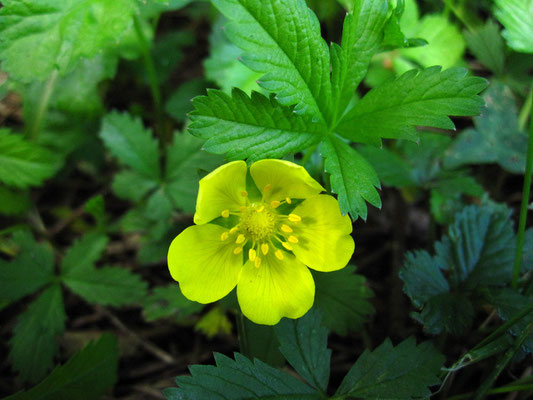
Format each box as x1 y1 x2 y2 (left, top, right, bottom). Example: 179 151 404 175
512 85 533 289
26 69 59 141
235 310 251 358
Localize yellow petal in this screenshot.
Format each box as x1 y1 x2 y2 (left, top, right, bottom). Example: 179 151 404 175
250 159 324 201
194 161 247 225
168 224 243 303
291 195 354 272
237 253 314 325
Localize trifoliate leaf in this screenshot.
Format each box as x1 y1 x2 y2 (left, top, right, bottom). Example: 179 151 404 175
111 170 158 203
142 285 204 322
464 20 505 76
0 0 138 82
0 186 30 216
336 337 445 399
164 353 320 400
336 67 488 146
212 0 331 121
400 204 516 335
189 89 322 162
0 230 55 305
9 284 66 383
61 233 108 275
330 1 388 121
444 82 527 174
0 129 62 189
494 0 533 53
99 111 160 179
275 309 331 393
6 334 118 400
313 266 375 336
322 135 381 220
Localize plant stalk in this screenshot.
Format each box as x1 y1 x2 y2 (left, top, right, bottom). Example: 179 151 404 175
27 69 59 141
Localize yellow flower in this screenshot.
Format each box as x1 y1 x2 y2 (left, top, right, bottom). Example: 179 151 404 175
167 159 354 325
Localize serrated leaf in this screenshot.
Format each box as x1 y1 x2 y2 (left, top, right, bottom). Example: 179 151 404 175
313 266 375 336
212 0 331 121
444 82 527 174
165 79 206 122
0 186 30 216
275 309 330 393
99 111 160 179
336 67 488 146
0 0 138 82
464 20 505 76
142 285 203 322
165 352 320 400
400 204 516 335
321 135 381 220
63 265 148 307
9 284 66 383
6 334 118 400
0 129 62 189
336 337 445 399
0 230 55 305
330 1 388 121
494 0 533 53
111 170 158 203
189 88 322 161
61 233 108 275
240 317 284 367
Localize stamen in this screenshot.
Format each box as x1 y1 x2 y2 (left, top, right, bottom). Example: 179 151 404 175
261 243 269 255
220 232 229 241
236 234 245 244
241 190 248 197
285 197 292 204
257 205 265 212
249 248 257 262
254 257 262 268
275 249 284 260
288 214 301 223
281 224 293 233
288 235 299 244
263 184 272 192
230 226 239 234
282 242 293 251
221 209 230 218
233 246 243 254
271 200 281 208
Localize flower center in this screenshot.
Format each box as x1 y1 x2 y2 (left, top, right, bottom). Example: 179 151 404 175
240 205 276 241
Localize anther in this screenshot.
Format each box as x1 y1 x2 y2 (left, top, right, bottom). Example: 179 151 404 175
282 242 293 251
221 209 230 218
233 246 243 254
263 184 272 192
288 235 299 244
230 227 239 234
281 224 293 233
220 232 229 241
241 190 248 197
285 197 292 204
249 248 257 262
271 200 281 208
257 205 265 212
261 243 269 255
275 249 284 260
288 214 301 223
236 234 245 244
254 257 262 268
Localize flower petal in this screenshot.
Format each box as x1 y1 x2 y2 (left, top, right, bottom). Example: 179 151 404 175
168 224 243 303
194 160 247 225
291 195 354 272
250 159 324 201
237 253 314 325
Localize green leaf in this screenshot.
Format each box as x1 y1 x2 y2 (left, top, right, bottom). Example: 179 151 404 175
321 135 381 220
0 129 62 189
111 170 158 203
336 337 445 399
0 186 30 216
165 78 207 122
400 204 516 335
189 89 322 161
142 285 204 322
444 82 527 174
313 266 375 336
330 1 388 121
9 284 66 383
239 317 284 367
61 233 108 275
6 334 118 400
336 67 488 146
212 0 331 122
494 0 533 53
464 20 505 76
165 352 320 400
165 132 223 213
0 0 138 82
0 230 55 305
99 111 160 179
275 309 330 393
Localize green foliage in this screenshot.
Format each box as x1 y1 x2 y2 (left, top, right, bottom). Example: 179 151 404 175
6 334 118 400
0 0 139 82
445 82 527 174
142 285 204 322
313 265 375 336
400 204 516 335
494 0 533 53
464 20 505 76
335 337 445 399
0 186 31 216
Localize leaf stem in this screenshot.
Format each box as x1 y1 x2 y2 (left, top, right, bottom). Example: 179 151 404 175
447 383 533 400
512 85 533 288
235 310 250 358
26 69 59 141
